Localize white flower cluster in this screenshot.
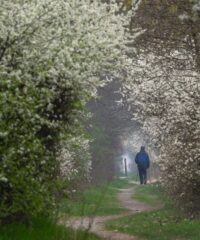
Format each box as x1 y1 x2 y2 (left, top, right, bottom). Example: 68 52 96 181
57 135 91 181
0 0 130 95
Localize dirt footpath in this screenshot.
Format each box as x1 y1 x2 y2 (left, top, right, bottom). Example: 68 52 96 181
60 185 157 240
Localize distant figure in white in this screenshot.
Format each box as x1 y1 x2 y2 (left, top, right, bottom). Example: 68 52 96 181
135 146 150 184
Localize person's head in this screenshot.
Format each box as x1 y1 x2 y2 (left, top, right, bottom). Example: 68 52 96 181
140 146 145 151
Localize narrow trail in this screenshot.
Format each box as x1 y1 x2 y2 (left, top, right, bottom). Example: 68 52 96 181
61 185 157 240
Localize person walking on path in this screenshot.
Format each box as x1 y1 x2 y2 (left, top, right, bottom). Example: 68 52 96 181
135 146 150 184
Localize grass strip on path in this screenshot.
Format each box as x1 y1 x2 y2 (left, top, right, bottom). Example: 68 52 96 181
59 178 129 217
106 183 200 240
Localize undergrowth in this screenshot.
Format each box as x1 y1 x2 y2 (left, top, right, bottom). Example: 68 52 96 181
0 217 101 240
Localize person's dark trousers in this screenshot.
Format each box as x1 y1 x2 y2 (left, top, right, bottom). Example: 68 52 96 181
138 167 147 184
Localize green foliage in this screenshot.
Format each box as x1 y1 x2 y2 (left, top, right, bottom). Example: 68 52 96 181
0 69 89 222
0 79 57 221
0 217 101 240
59 178 129 216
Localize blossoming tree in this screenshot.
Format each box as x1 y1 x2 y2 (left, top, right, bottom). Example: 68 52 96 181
121 0 200 215
0 0 133 221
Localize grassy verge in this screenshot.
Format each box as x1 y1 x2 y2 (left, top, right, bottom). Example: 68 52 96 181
0 217 101 240
60 178 129 216
133 183 164 206
106 184 200 240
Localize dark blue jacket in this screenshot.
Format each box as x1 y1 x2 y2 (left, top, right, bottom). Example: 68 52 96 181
135 150 150 169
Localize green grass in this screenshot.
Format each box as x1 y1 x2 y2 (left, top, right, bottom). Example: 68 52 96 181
0 217 101 240
133 183 164 206
60 178 129 216
106 184 200 240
